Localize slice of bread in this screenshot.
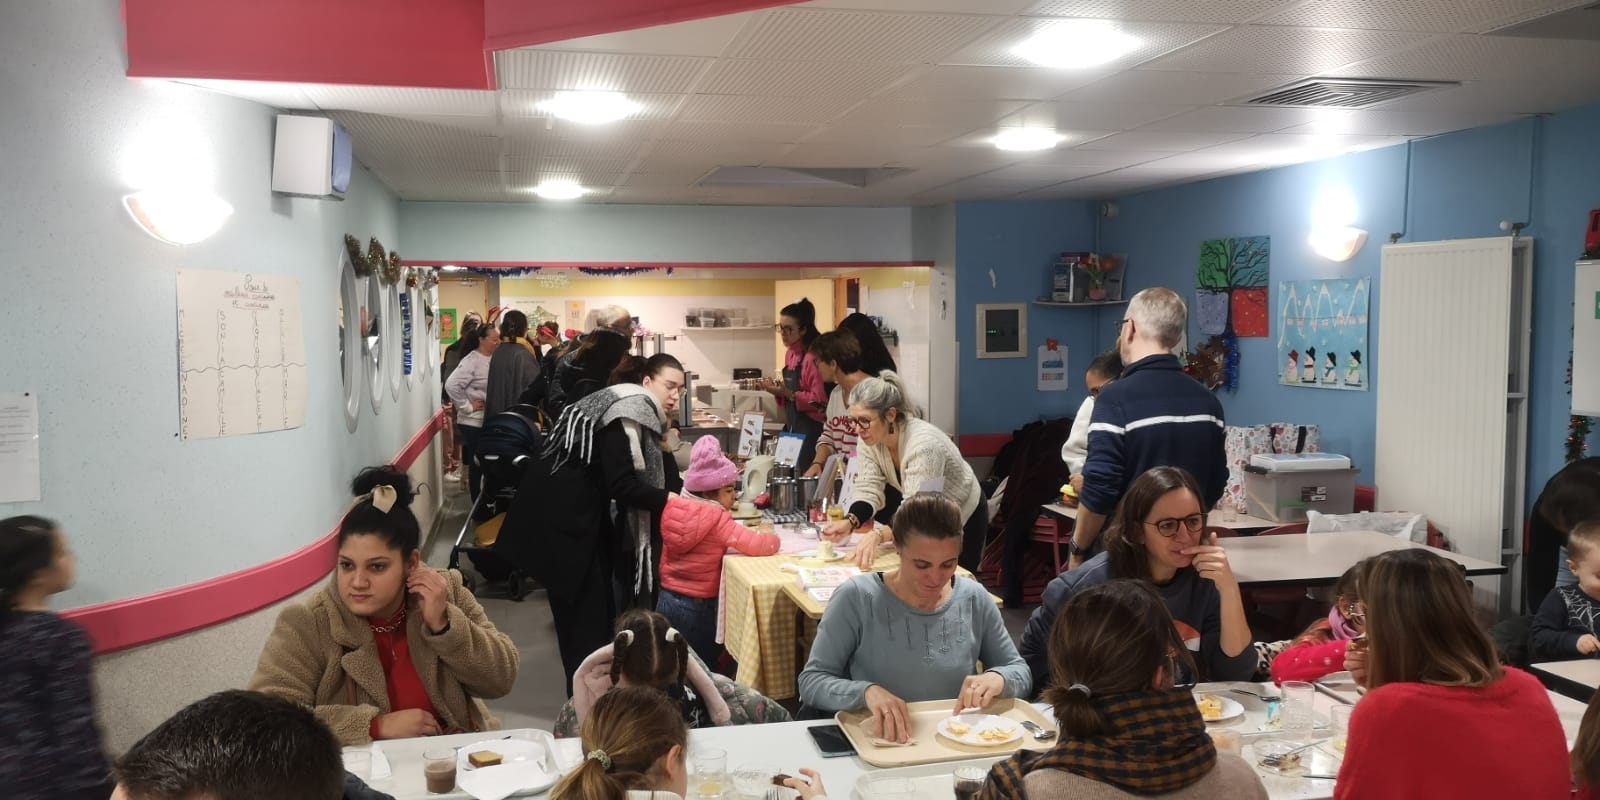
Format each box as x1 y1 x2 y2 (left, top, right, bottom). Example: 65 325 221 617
468 751 502 768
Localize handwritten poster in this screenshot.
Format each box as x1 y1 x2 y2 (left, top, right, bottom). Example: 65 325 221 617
177 271 308 439
0 392 41 502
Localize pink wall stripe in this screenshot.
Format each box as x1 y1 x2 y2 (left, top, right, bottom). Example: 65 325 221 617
399 260 935 270
64 410 446 655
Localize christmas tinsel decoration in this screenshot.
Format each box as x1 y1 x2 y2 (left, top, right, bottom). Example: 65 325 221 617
577 266 674 277
1221 333 1240 393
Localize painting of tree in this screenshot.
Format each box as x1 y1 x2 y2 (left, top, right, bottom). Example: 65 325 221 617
1198 239 1231 290
1195 236 1271 339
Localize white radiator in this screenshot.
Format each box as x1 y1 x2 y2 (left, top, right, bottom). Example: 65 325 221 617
1375 238 1532 584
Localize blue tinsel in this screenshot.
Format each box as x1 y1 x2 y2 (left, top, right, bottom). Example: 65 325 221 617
464 266 541 277
1222 333 1240 393
576 266 674 276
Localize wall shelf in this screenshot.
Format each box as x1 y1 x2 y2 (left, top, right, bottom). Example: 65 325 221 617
1032 299 1128 308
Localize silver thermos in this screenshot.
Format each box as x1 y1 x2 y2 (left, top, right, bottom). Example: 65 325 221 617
678 370 697 429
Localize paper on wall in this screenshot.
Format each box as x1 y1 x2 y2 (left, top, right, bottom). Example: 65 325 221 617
0 393 41 503
736 412 765 458
176 271 307 440
1037 344 1068 392
837 455 863 510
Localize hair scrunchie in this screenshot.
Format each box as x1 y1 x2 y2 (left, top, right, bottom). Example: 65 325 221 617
586 749 612 771
665 628 681 643
616 630 635 646
1068 683 1092 698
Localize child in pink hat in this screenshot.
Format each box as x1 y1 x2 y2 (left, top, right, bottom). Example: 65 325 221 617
657 436 780 665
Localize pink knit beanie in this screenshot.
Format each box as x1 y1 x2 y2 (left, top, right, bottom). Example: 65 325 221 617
683 435 739 493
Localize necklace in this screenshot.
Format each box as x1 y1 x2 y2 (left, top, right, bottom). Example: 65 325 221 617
369 607 407 634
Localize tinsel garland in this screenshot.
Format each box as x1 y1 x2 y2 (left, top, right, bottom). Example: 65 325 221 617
406 269 439 291
577 266 673 276
344 235 374 277
343 234 401 283
1569 416 1594 462
465 266 541 278
1220 333 1240 392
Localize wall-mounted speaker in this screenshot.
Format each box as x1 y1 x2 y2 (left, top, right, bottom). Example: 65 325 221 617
271 115 352 199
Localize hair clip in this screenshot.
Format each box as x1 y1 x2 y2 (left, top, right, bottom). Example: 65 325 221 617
1068 683 1092 698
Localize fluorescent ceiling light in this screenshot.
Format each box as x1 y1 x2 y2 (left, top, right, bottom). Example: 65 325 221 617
1013 23 1141 68
532 181 587 200
537 91 641 124
122 189 233 245
992 129 1066 151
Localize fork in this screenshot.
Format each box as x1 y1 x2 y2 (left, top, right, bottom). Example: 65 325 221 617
1230 688 1282 703
1018 720 1058 742
1259 738 1329 768
765 788 786 800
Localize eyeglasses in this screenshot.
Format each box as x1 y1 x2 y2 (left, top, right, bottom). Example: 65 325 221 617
1341 601 1366 622
1142 513 1205 538
850 416 877 429
776 324 799 334
1115 319 1131 333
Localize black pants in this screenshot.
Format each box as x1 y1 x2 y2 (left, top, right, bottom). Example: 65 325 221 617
548 552 616 696
457 424 483 502
961 501 989 575
1000 502 1040 606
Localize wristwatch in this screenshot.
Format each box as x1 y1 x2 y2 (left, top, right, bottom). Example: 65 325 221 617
1066 538 1091 557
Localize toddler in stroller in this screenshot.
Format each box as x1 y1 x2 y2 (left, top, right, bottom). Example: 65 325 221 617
450 403 541 599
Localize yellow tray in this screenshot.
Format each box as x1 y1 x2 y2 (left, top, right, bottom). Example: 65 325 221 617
834 698 1057 768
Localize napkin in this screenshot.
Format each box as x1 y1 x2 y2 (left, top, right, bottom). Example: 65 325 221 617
870 737 918 747
368 742 392 779
458 762 546 800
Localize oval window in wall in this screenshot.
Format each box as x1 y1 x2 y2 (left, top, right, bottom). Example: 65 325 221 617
339 252 362 430
365 274 385 414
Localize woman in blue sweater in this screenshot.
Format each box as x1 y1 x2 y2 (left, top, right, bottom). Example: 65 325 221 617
798 494 1031 743
1020 466 1255 691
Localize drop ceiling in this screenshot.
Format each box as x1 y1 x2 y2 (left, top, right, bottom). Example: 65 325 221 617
180 0 1600 206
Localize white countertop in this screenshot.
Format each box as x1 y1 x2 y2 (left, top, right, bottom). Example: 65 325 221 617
1219 531 1504 587
1042 503 1280 530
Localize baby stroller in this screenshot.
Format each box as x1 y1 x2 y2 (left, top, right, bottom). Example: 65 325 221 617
449 403 541 600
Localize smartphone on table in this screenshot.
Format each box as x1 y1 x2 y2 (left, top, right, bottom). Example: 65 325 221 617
806 724 858 758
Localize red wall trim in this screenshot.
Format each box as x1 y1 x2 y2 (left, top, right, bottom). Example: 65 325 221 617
403 260 935 270
63 410 447 655
958 434 1013 458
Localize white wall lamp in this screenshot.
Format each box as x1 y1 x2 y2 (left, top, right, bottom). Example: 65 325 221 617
123 189 233 245
1309 226 1369 262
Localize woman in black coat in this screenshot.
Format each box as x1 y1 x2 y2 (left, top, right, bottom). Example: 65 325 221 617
1524 457 1600 611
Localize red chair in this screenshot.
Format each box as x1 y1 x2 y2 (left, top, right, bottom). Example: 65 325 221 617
1354 485 1376 513
1244 522 1315 639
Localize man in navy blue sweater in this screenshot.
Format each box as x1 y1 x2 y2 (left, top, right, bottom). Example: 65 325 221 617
1067 287 1226 569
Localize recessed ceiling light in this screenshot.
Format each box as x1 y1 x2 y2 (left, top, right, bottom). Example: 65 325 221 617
531 180 587 200
1013 23 1141 68
536 91 641 124
993 128 1066 152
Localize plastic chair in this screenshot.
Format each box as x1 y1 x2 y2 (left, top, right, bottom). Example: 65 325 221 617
1354 485 1376 513
1243 522 1315 639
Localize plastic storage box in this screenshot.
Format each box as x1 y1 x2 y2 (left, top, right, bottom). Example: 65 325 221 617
1242 457 1358 523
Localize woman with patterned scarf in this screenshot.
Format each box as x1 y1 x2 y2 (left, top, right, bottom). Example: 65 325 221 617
497 353 686 693
980 580 1266 800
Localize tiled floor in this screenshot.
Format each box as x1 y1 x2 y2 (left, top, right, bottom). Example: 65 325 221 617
424 482 1040 730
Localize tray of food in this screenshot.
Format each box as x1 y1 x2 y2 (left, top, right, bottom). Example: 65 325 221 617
834 698 1057 768
849 758 1004 800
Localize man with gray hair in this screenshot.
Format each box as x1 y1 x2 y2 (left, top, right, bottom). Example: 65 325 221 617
1066 287 1227 568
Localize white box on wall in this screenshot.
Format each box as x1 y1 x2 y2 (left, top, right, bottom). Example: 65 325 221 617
1576 260 1600 416
271 115 351 199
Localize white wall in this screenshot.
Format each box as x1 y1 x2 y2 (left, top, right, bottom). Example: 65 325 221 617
400 202 919 263
0 0 437 606
913 205 959 433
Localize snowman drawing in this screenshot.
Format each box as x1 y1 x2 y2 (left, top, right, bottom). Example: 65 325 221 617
1322 351 1338 384
1286 349 1299 384
1302 347 1317 383
1345 350 1363 387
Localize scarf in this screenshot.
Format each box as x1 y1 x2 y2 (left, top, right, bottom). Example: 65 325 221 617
979 689 1217 799
1328 605 1361 640
544 383 667 592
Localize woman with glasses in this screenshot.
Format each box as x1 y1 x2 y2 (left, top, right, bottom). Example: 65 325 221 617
979 580 1266 800
1019 466 1255 694
1267 564 1365 683
763 298 828 472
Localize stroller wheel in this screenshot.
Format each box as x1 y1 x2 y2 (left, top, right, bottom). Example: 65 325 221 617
509 572 530 602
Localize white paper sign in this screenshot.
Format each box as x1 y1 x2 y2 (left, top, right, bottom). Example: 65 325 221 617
0 392 41 503
773 432 805 467
177 271 307 439
836 455 863 510
736 412 765 458
1037 344 1068 392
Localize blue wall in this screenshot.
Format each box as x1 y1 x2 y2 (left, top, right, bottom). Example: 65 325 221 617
954 199 1097 433
1073 110 1598 502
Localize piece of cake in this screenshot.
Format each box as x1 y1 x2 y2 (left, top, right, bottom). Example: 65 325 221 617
468 751 502 768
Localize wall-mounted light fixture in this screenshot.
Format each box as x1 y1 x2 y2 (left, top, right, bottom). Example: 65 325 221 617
123 189 233 245
1308 188 1368 262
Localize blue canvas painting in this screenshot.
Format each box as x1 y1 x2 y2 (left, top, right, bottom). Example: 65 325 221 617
1277 279 1369 391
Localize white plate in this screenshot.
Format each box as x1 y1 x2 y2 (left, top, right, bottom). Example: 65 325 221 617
796 549 850 562
456 739 556 797
936 715 1022 747
1194 694 1245 723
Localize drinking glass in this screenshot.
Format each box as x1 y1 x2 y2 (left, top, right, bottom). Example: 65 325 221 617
863 777 915 800
691 747 729 799
341 750 371 779
1330 703 1354 753
423 749 457 794
953 766 988 800
1208 727 1243 756
1278 680 1315 742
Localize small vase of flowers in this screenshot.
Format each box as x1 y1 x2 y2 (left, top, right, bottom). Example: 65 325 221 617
1079 254 1118 301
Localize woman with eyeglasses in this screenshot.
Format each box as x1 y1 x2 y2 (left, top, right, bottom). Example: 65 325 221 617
1019 466 1255 694
979 580 1266 800
1266 564 1364 683
763 298 828 472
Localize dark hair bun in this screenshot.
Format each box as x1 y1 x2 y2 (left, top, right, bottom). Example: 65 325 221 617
350 465 414 508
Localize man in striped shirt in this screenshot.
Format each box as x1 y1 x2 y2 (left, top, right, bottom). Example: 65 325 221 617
1067 287 1227 569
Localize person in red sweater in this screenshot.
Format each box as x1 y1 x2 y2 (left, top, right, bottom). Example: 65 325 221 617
1574 686 1600 800
656 436 780 665
1270 565 1364 684
1333 549 1569 800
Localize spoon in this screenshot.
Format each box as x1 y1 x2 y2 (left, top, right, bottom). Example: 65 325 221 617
1230 688 1282 703
1018 720 1058 742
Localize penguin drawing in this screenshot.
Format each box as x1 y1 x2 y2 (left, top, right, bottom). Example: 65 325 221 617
1322 351 1338 384
1286 349 1299 384
1302 347 1317 383
1345 350 1363 387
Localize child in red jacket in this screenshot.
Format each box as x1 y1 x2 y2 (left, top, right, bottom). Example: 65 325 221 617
1270 565 1363 684
657 436 780 665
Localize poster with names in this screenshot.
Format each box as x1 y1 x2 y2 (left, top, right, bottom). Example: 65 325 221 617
177 271 308 439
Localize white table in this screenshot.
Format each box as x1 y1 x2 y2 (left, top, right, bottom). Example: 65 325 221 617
1220 531 1505 588
344 729 582 800
1042 503 1281 531
1531 659 1600 702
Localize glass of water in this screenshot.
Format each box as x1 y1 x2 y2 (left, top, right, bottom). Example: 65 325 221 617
691 747 728 799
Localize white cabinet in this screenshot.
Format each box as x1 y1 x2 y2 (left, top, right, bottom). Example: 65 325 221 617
1575 260 1600 417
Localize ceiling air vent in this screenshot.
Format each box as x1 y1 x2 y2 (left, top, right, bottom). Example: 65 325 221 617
1238 78 1457 109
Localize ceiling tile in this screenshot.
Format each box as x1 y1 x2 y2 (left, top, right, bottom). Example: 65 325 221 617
1137 105 1337 133
641 140 797 168
696 60 917 97
980 162 1112 181
1023 0 1297 24
942 127 1115 149
301 86 497 116
1017 147 1173 168
175 79 317 109
1003 101 1196 130
1140 25 1436 74
325 112 504 162
1275 109 1526 136
835 97 1028 127
775 142 916 167
622 169 714 188
528 13 756 57
1379 76 1600 115
1329 34 1600 82
1061 70 1303 106
499 90 683 120
892 65 1113 100
799 0 1035 12
801 124 979 147
506 158 633 186
1075 129 1255 150
659 121 821 143
727 8 1004 63
495 51 711 93
1192 133 1399 163
677 94 863 124
1253 0 1585 34
941 18 1229 69
1135 150 1274 171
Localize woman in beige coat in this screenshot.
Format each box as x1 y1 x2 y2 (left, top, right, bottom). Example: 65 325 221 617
250 466 519 745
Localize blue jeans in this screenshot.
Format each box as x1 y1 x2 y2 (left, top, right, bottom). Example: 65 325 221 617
656 588 721 667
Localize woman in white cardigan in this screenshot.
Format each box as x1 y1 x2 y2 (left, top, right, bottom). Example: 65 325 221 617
1059 350 1125 482
820 371 986 572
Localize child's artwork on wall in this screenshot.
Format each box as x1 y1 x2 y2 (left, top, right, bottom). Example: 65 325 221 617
1278 278 1370 391
1196 236 1271 338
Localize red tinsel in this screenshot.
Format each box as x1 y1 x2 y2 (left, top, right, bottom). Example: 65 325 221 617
1571 415 1594 463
